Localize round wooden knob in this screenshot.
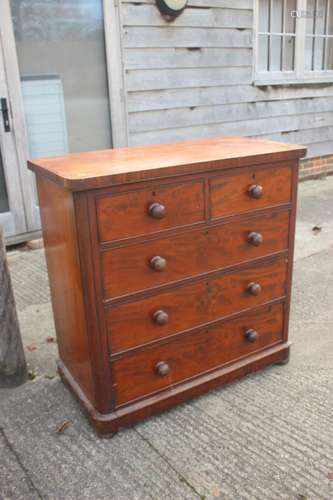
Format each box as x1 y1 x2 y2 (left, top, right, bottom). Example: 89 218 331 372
155 361 170 376
245 329 258 342
248 184 263 199
247 282 262 296
248 232 263 247
153 309 169 325
148 202 166 219
150 255 167 272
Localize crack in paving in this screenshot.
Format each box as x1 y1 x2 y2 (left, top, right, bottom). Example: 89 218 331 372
134 427 206 499
0 427 44 500
295 246 333 263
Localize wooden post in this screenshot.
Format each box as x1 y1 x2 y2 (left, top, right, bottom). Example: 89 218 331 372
0 228 27 387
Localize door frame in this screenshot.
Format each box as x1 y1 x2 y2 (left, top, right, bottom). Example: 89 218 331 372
0 0 128 243
0 0 41 239
103 0 129 148
0 27 27 238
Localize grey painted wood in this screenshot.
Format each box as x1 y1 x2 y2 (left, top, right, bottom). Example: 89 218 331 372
129 96 333 132
119 0 333 159
127 0 253 8
0 228 27 387
127 85 333 112
122 4 253 28
259 126 333 145
129 111 333 145
123 27 252 48
124 48 252 70
126 67 252 91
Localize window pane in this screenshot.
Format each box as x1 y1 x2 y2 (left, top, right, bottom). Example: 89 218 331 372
258 34 269 70
325 38 333 68
0 146 9 214
271 0 283 32
316 0 327 34
305 35 326 71
313 37 325 69
306 0 316 34
11 0 112 156
259 0 270 32
282 36 295 70
305 37 314 70
327 0 333 34
270 35 282 70
285 0 297 33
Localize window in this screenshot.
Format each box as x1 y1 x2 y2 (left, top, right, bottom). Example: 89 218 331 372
255 0 333 84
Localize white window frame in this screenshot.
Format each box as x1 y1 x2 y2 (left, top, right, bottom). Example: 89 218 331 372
254 0 333 85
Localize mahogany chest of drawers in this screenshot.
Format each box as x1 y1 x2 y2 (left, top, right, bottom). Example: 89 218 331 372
29 137 306 435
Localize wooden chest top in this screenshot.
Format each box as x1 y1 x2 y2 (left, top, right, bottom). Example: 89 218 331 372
28 136 306 190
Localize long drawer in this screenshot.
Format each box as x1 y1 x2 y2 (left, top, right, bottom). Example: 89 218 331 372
113 303 284 406
107 257 287 353
101 210 290 299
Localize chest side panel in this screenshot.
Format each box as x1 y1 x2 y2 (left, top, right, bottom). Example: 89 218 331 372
36 176 96 407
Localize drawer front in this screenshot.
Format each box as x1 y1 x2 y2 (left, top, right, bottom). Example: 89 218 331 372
96 180 205 242
210 164 292 219
108 257 287 353
102 210 290 299
113 303 284 405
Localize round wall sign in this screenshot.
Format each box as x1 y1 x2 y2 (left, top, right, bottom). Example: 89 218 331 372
156 0 188 19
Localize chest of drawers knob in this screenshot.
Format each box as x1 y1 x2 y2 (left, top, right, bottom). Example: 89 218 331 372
148 202 166 219
150 255 167 272
153 309 169 325
155 361 170 376
245 328 258 342
248 231 263 246
246 282 262 296
248 184 264 199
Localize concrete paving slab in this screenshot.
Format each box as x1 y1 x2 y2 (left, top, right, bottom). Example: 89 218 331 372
295 176 333 261
0 431 38 500
16 303 57 379
291 248 333 370
7 249 50 312
136 365 333 500
0 380 197 500
292 248 333 324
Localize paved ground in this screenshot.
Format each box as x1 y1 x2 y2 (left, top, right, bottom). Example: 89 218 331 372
1 176 333 500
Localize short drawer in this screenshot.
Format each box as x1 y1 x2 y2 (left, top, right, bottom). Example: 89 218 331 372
210 164 292 219
101 210 290 299
96 180 205 242
113 303 284 405
107 257 287 353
